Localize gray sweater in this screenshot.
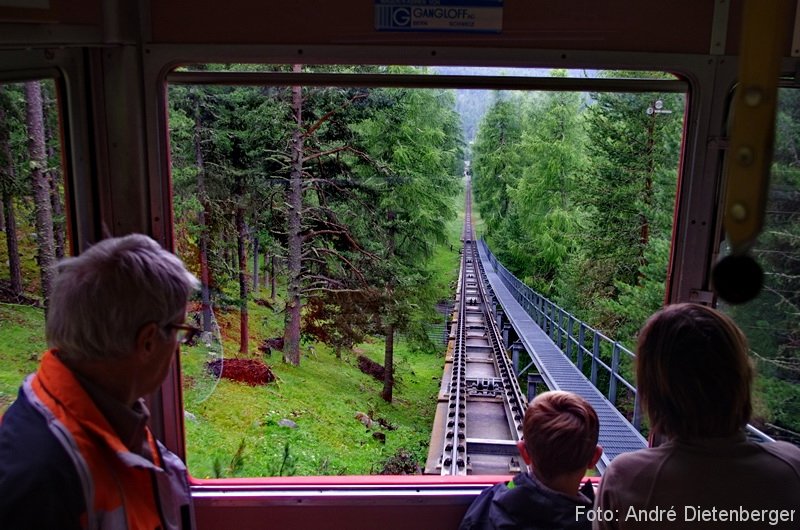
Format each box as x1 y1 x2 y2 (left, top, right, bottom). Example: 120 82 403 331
594 433 800 529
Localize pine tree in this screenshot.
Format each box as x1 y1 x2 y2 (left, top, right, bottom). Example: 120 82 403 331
25 81 56 312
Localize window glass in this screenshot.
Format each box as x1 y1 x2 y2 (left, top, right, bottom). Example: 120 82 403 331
166 66 686 477
0 79 69 412
722 87 800 446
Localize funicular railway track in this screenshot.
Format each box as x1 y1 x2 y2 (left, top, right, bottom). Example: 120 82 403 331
425 190 528 475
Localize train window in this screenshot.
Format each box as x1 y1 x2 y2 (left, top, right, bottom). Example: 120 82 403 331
721 86 800 446
0 78 69 413
165 65 687 479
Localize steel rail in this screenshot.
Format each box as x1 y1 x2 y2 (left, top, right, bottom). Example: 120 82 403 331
437 185 528 474
440 227 468 475
472 249 526 440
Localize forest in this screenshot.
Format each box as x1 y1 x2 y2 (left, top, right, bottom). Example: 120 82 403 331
472 71 683 351
1 68 799 472
167 65 464 404
470 72 800 438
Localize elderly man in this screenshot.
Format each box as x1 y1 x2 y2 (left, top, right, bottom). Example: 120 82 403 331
0 234 199 529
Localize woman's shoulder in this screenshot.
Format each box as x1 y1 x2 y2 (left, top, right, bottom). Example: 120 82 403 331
756 441 800 471
604 445 673 475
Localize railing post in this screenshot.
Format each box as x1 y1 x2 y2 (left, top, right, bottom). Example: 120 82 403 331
527 373 545 402
609 342 620 404
538 295 545 327
556 307 563 349
543 301 549 336
566 317 574 360
511 341 524 377
591 332 600 386
577 323 585 371
632 390 642 431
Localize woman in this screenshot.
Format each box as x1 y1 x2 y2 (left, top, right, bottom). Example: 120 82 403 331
594 303 800 529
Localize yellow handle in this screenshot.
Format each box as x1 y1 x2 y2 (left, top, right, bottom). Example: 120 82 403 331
723 0 792 253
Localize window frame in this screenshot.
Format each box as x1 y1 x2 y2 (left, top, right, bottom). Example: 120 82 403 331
0 41 749 502
147 45 700 487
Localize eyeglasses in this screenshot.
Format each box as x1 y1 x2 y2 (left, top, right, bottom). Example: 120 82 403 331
167 323 201 345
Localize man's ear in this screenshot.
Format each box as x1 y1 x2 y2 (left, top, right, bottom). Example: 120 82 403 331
588 445 603 469
516 440 532 465
135 322 159 356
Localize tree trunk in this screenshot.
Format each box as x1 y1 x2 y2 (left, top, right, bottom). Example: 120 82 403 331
381 325 395 402
236 204 249 355
382 210 397 402
0 195 4 232
252 234 259 291
43 94 65 260
48 174 65 260
283 64 304 366
194 99 213 333
0 92 22 296
25 81 56 312
638 108 656 279
270 254 276 300
262 248 269 290
2 191 22 296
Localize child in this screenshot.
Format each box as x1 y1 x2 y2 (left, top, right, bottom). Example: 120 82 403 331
459 390 603 530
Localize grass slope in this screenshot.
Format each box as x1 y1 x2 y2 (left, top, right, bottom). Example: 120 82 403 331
184 339 444 477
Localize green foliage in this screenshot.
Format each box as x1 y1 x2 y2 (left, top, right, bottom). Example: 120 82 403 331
722 88 800 435
0 84 28 198
266 442 297 477
564 88 681 332
603 237 671 348
506 89 588 295
472 74 683 332
472 94 524 237
471 73 684 429
212 438 247 478
168 68 465 368
755 376 800 431
347 81 463 345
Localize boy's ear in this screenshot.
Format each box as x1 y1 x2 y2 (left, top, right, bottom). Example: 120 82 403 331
516 440 532 465
588 445 603 469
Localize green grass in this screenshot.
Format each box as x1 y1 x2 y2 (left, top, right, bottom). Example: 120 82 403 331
0 303 46 411
183 339 443 477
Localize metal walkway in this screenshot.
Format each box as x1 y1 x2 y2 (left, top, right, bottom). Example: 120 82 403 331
476 241 646 473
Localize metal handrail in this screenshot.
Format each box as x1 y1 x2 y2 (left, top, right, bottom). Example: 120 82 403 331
481 241 777 443
482 242 642 429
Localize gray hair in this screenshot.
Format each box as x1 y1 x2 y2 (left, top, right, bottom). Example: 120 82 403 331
46 234 199 361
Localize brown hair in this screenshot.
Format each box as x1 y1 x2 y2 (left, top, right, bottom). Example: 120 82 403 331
523 390 599 480
636 303 752 439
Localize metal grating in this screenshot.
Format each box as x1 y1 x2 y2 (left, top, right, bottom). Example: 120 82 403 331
476 242 647 474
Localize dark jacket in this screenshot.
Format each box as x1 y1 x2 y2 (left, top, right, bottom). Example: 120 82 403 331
0 383 85 529
459 472 595 530
0 351 194 530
